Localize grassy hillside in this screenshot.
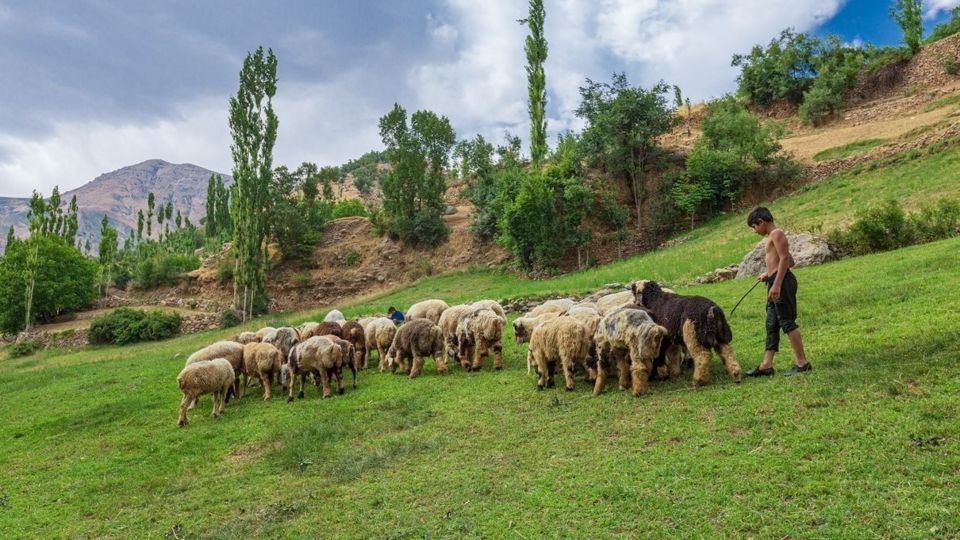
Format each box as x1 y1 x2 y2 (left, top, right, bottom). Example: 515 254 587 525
2 144 959 538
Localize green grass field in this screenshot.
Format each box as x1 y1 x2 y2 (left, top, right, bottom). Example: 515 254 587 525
813 138 888 161
2 144 960 538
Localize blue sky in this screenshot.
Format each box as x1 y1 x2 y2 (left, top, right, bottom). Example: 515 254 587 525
0 0 957 197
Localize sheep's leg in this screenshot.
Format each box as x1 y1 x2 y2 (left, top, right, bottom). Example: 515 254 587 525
593 347 610 396
546 360 556 388
211 391 221 418
492 342 504 370
535 352 548 390
561 355 576 392
716 343 742 383
378 344 386 372
683 321 713 386
616 350 631 391
298 374 306 399
471 343 486 371
629 348 653 397
409 355 424 378
335 367 345 395
319 368 332 399
239 373 247 400
259 372 272 400
666 344 684 378
178 394 192 427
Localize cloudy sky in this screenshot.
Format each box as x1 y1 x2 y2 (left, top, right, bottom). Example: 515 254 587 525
0 0 957 197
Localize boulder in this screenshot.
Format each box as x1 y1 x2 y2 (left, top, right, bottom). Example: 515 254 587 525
736 233 834 279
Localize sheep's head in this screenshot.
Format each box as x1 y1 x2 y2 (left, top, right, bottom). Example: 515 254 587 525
641 325 668 361
385 345 396 368
512 320 526 344
446 335 459 361
631 280 662 308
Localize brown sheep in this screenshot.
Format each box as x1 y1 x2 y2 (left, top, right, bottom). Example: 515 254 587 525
365 317 398 371
386 319 446 378
255 326 277 341
455 308 506 371
406 299 450 325
632 280 741 388
339 320 367 370
471 299 505 319
563 305 602 381
329 335 358 389
593 306 668 397
529 317 592 391
437 304 476 368
283 336 344 400
241 342 283 400
301 321 342 340
177 358 235 427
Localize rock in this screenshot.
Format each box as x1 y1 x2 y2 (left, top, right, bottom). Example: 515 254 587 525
376 275 385 283
715 266 738 280
736 233 834 279
445 205 457 215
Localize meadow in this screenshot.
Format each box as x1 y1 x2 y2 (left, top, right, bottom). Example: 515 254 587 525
1 143 959 538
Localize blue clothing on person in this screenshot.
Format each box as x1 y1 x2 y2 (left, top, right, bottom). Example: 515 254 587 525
389 310 405 323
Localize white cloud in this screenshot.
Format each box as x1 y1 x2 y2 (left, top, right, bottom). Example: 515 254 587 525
0 71 386 198
925 0 959 19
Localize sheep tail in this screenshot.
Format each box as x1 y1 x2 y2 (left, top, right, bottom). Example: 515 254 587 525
704 306 733 347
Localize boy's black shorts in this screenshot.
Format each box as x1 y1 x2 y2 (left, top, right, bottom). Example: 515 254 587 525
765 270 799 352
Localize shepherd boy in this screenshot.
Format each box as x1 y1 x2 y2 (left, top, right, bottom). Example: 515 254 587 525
745 207 811 377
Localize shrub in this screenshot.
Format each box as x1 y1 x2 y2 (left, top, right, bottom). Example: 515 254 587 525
731 29 818 106
942 55 959 76
217 261 234 286
331 199 368 219
88 308 180 345
8 339 42 358
134 253 199 288
219 309 242 329
925 7 960 44
293 273 311 288
827 198 960 257
345 248 360 266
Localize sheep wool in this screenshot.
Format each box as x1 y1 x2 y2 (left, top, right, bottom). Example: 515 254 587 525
176 358 235 427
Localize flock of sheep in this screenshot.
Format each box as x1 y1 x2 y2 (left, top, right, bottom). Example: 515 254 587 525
176 280 742 426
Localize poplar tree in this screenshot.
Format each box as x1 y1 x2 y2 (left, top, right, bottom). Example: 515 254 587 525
137 210 144 242
4 226 14 254
146 192 155 238
229 46 278 319
891 0 923 54
521 0 548 167
205 174 217 237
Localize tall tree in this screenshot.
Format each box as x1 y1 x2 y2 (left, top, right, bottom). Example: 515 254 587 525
891 0 923 54
4 226 14 254
205 174 217 237
64 195 79 246
146 192 155 238
175 209 182 229
229 46 278 320
521 0 548 167
136 210 144 242
216 175 231 237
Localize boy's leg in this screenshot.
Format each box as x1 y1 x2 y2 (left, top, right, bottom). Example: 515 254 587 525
786 328 808 367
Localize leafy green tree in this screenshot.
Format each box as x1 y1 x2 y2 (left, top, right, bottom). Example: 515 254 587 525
0 235 98 333
732 29 819 106
890 0 922 54
378 104 455 246
925 6 960 44
454 135 497 239
4 226 15 254
229 46 278 319
800 35 867 125
175 209 182 229
521 0 548 166
205 174 217 237
576 74 675 229
136 210 144 242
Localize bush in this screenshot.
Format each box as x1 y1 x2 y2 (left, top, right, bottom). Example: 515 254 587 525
941 55 959 76
799 83 844 125
827 198 960 257
8 339 42 358
731 29 818 106
345 248 360 266
331 199 368 219
134 253 199 288
88 308 180 345
219 309 242 329
217 261 234 286
925 7 960 44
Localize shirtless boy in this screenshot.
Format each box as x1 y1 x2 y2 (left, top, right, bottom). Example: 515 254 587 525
744 207 811 377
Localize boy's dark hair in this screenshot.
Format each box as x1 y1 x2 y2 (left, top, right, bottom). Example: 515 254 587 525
747 207 774 227
387 306 396 313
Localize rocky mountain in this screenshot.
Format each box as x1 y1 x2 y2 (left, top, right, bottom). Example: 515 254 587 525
0 159 232 252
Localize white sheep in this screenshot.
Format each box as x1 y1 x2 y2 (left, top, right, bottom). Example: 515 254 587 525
406 299 450 325
185 341 244 408
471 299 505 318
437 304 476 369
364 317 398 372
176 358 235 427
262 327 300 361
233 331 261 344
595 291 635 315
528 317 592 391
255 326 277 341
323 309 345 323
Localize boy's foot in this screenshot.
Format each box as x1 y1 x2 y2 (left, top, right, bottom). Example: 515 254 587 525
745 366 774 377
784 362 812 377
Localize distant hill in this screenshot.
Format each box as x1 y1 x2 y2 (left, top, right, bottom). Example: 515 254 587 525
0 159 232 252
